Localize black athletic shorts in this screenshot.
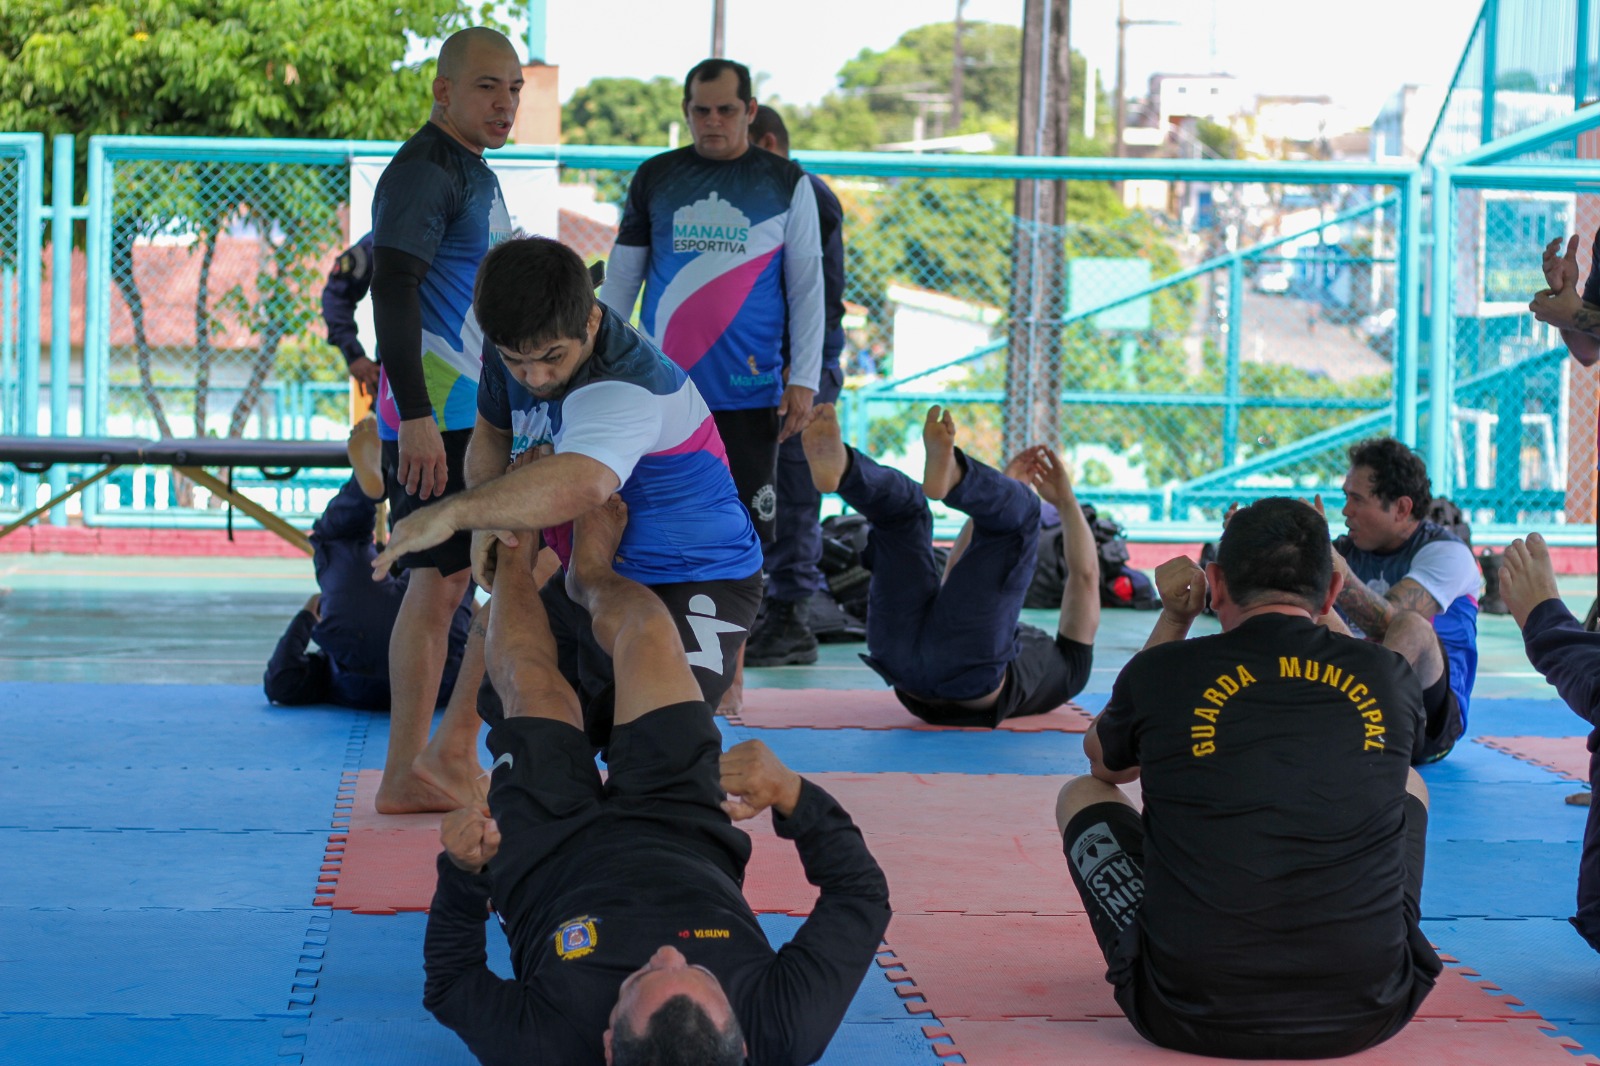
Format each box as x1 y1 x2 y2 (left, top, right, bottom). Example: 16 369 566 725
712 406 780 546
477 569 763 749
484 700 751 919
897 629 1093 729
1414 656 1464 764
381 428 473 575
1063 795 1435 1058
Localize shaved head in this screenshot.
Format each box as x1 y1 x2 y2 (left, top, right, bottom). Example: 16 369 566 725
437 27 518 81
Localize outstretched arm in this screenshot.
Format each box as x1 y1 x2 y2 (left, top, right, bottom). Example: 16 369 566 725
372 452 618 575
723 740 891 1066
1033 448 1100 647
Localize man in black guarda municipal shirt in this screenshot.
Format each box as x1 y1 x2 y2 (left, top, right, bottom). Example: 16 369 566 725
1055 497 1440 1059
422 497 889 1065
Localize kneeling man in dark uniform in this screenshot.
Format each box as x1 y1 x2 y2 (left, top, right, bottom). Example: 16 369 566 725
422 497 890 1066
1056 497 1440 1059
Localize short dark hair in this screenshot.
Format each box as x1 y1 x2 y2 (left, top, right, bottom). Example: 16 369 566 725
1215 497 1333 612
473 237 594 351
1347 436 1432 516
750 105 789 151
610 994 744 1066
683 58 753 105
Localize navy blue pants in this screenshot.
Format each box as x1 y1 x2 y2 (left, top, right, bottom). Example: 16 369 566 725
838 448 1040 700
765 360 844 603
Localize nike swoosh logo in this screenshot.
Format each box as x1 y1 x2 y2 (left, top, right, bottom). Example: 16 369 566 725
491 752 514 774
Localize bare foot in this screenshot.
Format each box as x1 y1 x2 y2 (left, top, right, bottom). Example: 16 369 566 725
1568 791 1592 807
413 746 488 809
801 404 849 493
566 495 629 608
374 766 462 815
921 405 961 501
348 415 385 500
1501 533 1562 629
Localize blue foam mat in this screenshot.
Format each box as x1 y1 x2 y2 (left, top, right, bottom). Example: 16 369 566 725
0 1016 291 1066
0 767 340 832
1467 698 1594 739
294 910 939 1064
1423 779 1588 843
0 908 323 1020
1424 915 1600 1025
715 719 1091 776
0 827 328 910
1423 839 1582 919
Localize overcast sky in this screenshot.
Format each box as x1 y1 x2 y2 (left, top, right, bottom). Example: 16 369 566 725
499 0 1483 127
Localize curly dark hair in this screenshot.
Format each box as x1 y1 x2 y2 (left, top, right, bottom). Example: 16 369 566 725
1347 436 1432 516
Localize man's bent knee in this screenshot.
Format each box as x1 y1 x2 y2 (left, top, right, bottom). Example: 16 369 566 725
1056 774 1135 833
1405 767 1430 809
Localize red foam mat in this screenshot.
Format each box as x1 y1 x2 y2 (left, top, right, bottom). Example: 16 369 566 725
919 1017 1599 1065
322 771 1592 1064
1477 735 1591 784
732 687 1092 732
876 913 1535 1024
320 770 445 914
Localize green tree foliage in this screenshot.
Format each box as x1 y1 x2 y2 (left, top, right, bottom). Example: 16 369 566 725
791 21 1113 153
0 0 492 441
562 76 682 147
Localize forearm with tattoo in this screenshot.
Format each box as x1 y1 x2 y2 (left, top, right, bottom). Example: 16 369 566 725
1567 302 1600 340
1336 576 1440 638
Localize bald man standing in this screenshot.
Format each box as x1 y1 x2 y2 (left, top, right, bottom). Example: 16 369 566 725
371 27 523 813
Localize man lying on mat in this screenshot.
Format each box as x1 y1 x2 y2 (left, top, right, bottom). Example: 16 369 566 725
1498 532 1600 954
421 497 890 1066
264 416 480 711
799 402 1099 728
1056 498 1441 1059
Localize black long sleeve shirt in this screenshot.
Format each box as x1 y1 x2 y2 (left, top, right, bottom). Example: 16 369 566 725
1522 597 1600 740
321 232 375 368
422 778 891 1065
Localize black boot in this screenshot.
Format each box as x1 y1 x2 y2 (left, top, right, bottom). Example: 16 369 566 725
745 597 819 666
1479 548 1508 615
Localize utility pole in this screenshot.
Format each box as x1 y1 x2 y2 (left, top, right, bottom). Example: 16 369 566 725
711 0 726 57
951 0 968 130
1004 0 1072 457
1113 0 1177 157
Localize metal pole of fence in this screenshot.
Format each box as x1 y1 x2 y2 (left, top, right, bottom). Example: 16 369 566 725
1397 173 1421 446
1578 0 1593 111
49 134 74 524
1428 165 1455 500
1223 253 1243 467
82 139 108 527
19 136 44 517
1480 0 1499 148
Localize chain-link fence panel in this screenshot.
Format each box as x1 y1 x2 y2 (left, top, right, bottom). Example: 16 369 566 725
811 170 1401 527
1451 184 1588 531
0 140 36 515
96 154 352 518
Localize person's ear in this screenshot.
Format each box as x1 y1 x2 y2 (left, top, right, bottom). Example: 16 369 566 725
1392 495 1414 522
433 75 450 109
602 1027 614 1065
1320 569 1344 618
1205 562 1228 611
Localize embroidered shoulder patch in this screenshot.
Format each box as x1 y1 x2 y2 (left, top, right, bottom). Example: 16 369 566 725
553 916 599 961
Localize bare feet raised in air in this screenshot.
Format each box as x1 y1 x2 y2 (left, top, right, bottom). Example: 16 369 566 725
1500 532 1563 629
348 415 385 500
566 495 630 609
921 405 962 501
802 404 850 494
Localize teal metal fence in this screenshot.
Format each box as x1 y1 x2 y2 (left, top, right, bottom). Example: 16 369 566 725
0 133 42 514
0 102 1595 543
